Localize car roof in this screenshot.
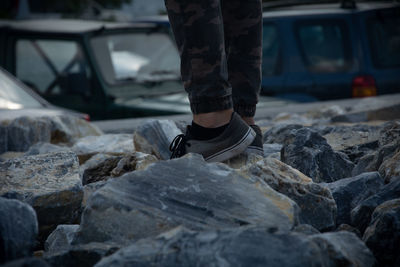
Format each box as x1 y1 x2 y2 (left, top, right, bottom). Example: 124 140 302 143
0 19 156 34
262 2 398 18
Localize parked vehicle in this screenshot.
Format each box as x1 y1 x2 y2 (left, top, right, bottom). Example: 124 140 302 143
0 19 189 120
0 66 89 120
260 0 400 101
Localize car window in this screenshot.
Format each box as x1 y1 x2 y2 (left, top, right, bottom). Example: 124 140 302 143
262 23 281 76
15 39 92 97
367 11 400 69
295 20 352 73
91 32 180 86
0 69 42 109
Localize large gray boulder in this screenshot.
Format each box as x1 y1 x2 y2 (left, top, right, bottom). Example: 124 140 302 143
0 151 83 242
1 115 102 153
324 172 384 226
241 157 337 231
71 134 134 163
74 154 299 246
351 178 400 233
95 227 375 267
363 199 400 267
6 116 52 152
281 127 354 183
0 197 38 263
133 119 182 160
363 198 400 267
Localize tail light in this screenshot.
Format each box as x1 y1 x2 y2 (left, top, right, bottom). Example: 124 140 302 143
83 114 91 121
352 75 377 98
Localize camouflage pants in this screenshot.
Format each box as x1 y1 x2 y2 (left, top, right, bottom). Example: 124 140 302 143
165 0 262 117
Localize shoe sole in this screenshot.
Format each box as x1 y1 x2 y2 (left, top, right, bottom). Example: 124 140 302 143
204 128 256 163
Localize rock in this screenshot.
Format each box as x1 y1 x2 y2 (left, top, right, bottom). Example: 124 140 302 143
281 127 354 183
133 119 182 160
0 257 50 267
223 153 264 169
71 134 134 164
263 143 282 158
363 199 400 267
82 156 122 185
0 197 38 263
82 181 107 209
353 121 400 176
2 115 102 153
44 225 79 254
6 116 52 152
74 154 298 246
336 224 361 237
44 242 120 267
0 151 83 243
321 125 380 152
378 150 400 183
262 124 303 144
49 115 102 144
273 113 315 125
292 224 320 235
324 172 384 226
351 178 400 233
24 142 71 156
95 227 374 267
110 152 158 176
241 158 337 231
81 152 158 185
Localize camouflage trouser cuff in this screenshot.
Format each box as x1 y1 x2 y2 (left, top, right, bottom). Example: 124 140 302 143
234 103 257 117
190 95 233 114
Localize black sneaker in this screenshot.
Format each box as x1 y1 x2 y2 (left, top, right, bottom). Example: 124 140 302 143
245 125 264 156
169 112 256 162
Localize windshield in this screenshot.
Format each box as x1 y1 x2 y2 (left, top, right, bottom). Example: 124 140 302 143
91 32 181 85
0 69 43 109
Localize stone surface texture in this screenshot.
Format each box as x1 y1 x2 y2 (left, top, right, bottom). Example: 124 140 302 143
281 127 354 183
363 199 400 267
0 151 83 242
0 197 38 263
44 225 80 254
95 227 374 267
133 119 182 160
74 154 299 246
351 178 400 233
324 172 384 226
241 157 337 230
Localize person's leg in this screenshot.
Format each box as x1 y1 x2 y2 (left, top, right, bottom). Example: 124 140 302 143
221 0 263 123
165 0 233 127
221 0 264 155
165 0 255 161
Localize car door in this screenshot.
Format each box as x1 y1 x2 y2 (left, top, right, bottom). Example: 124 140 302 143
6 34 104 117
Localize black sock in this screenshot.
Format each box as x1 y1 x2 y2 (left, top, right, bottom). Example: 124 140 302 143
190 121 229 140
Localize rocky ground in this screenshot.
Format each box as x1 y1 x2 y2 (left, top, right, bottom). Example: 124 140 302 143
1 95 400 267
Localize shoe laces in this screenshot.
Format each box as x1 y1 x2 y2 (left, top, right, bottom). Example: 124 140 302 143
169 134 187 159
